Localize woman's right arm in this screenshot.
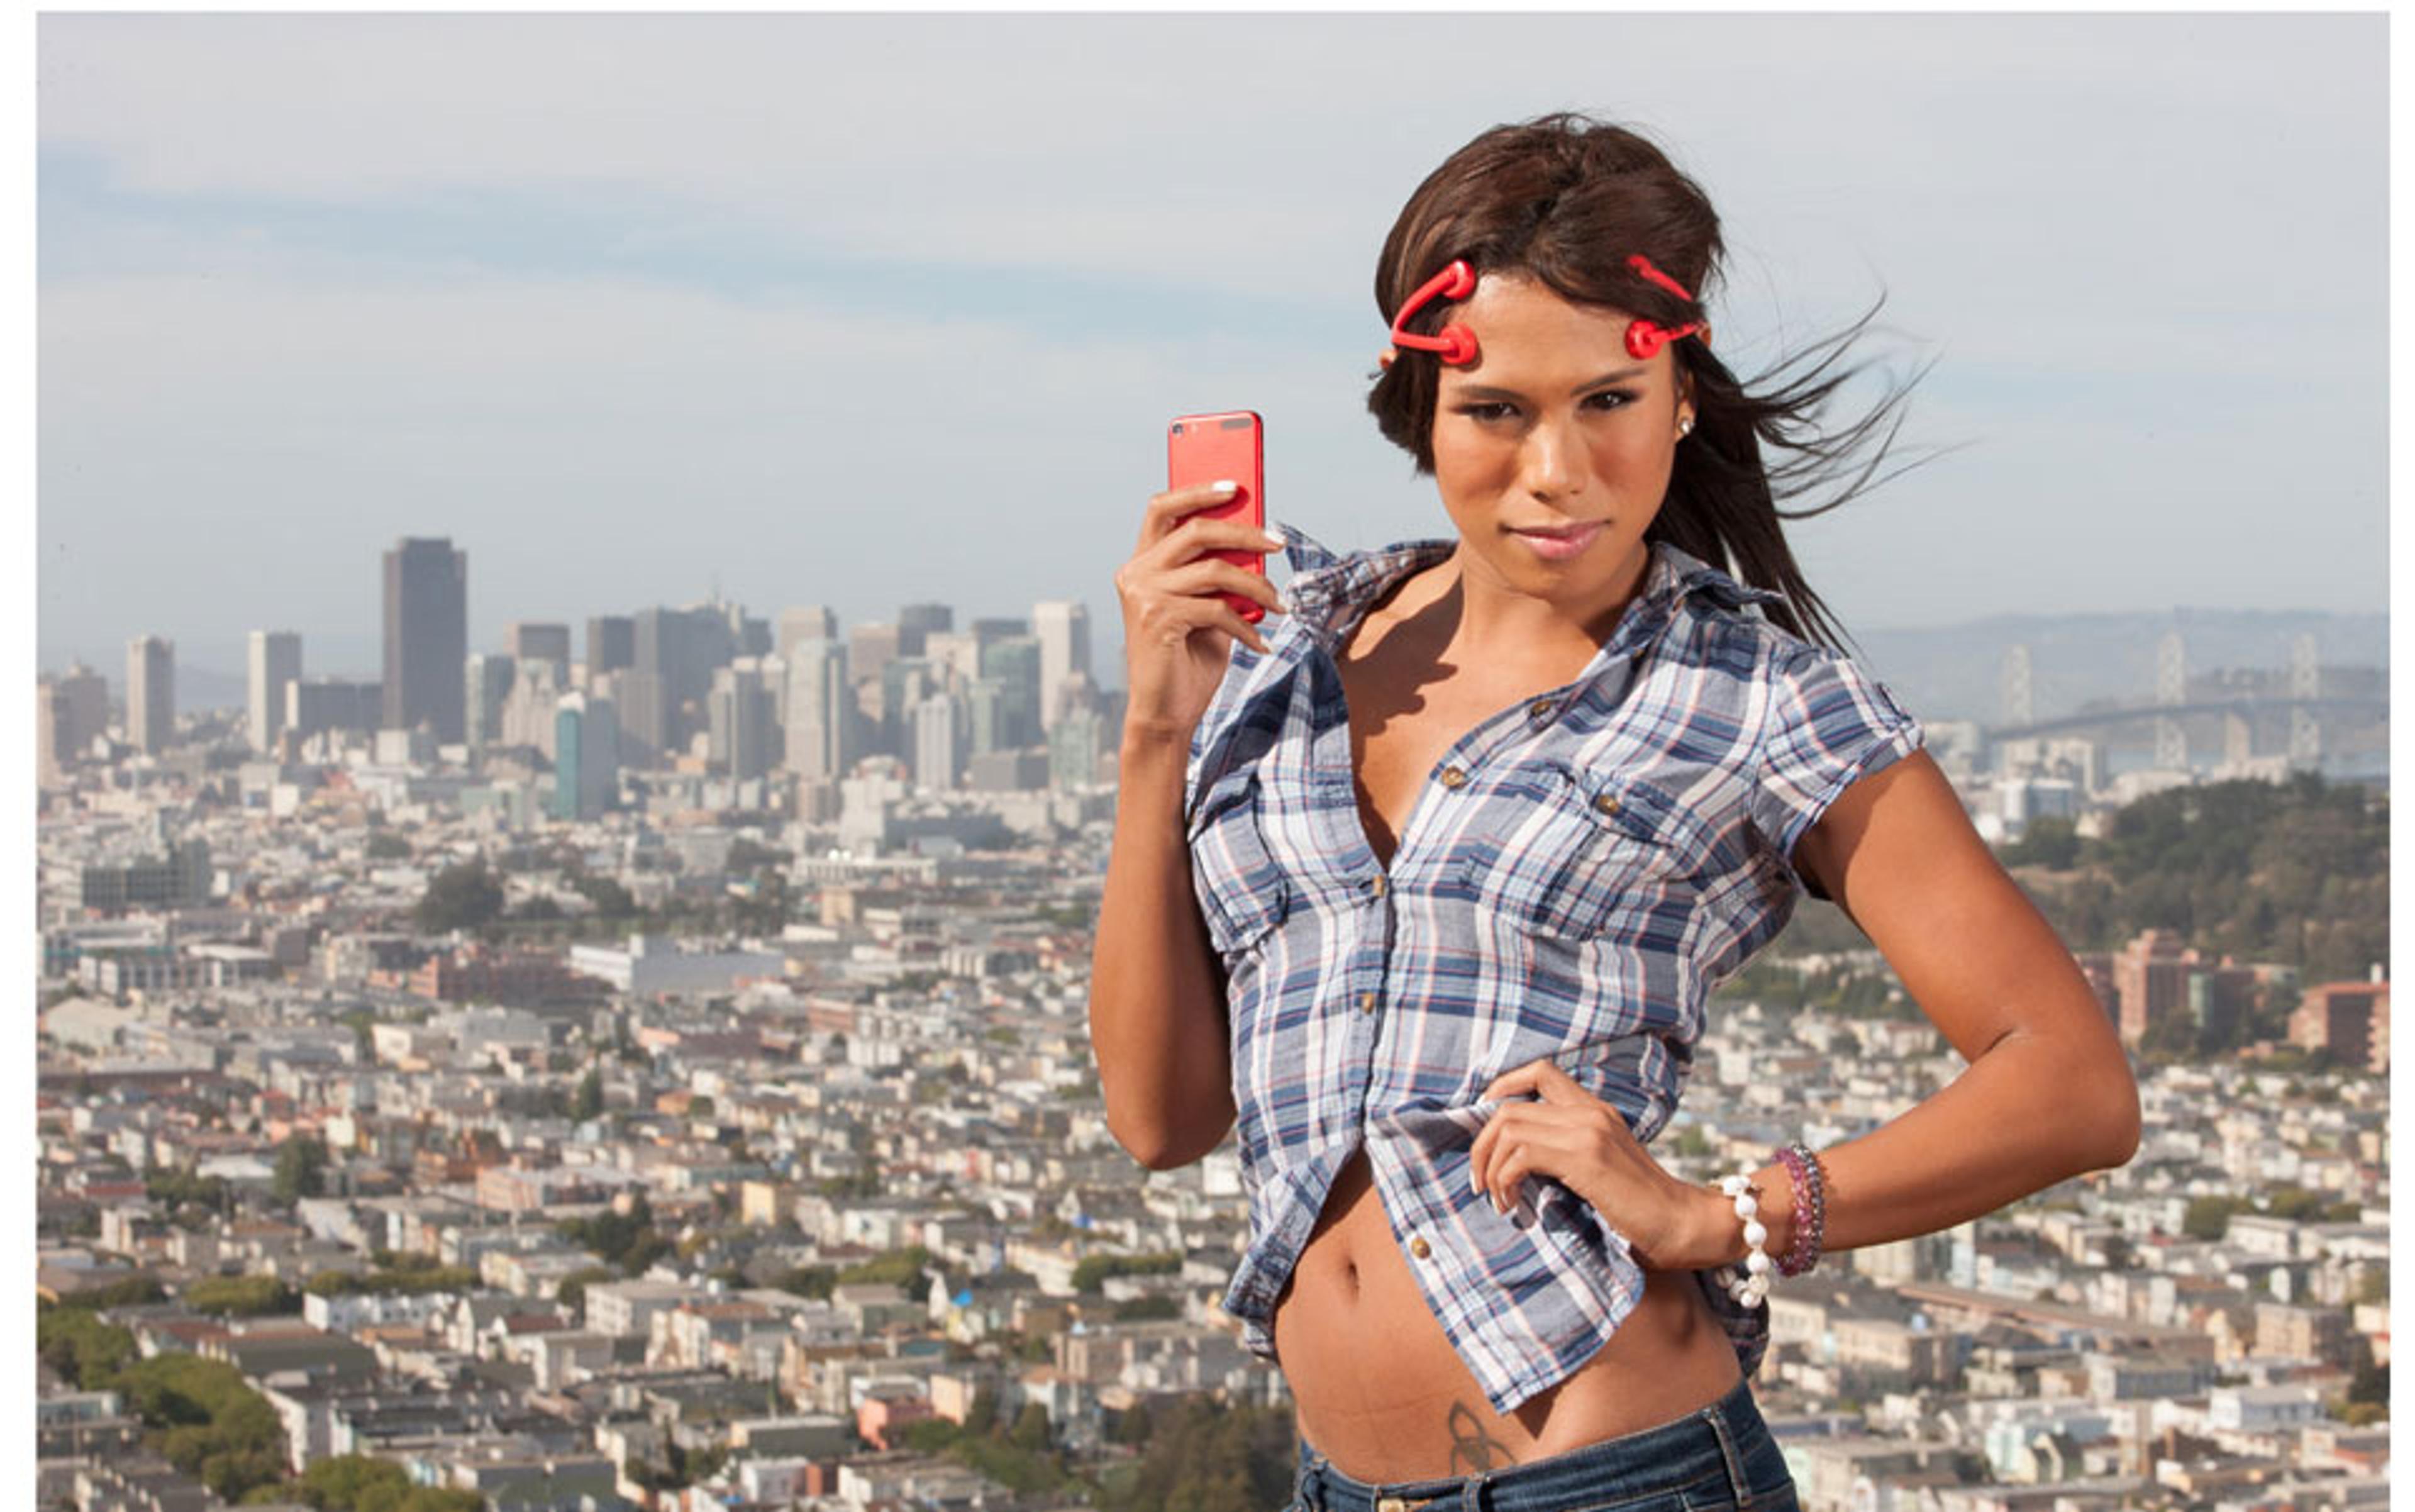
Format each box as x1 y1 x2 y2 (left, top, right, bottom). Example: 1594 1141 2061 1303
1087 482 1286 1170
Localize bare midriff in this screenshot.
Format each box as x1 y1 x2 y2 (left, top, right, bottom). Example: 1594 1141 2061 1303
1270 1148 1742 1481
1274 552 1743 1482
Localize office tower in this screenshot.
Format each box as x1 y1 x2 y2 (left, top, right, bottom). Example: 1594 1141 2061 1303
784 638 852 782
126 635 174 755
499 658 565 758
777 606 839 660
1033 601 1092 734
848 623 902 691
911 691 965 792
247 631 303 752
967 679 1008 757
286 678 382 743
37 680 71 786
981 635 1043 750
709 659 777 783
714 602 772 659
465 653 517 754
629 605 738 762
587 616 636 681
382 536 469 742
507 622 572 675
897 603 952 657
1049 704 1106 789
612 670 665 770
553 692 620 821
47 664 109 770
920 631 980 689
874 657 937 760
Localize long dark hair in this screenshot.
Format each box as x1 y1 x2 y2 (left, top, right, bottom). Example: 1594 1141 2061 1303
1366 113 1933 654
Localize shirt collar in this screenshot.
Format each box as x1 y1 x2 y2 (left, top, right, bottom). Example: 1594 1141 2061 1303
1271 518 1785 662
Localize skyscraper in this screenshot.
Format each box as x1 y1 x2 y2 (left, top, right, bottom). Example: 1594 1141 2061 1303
777 606 839 660
553 692 620 821
382 537 468 742
897 603 952 657
54 664 108 764
912 691 964 792
247 631 303 752
709 659 777 782
784 638 853 782
506 622 572 675
465 653 517 754
587 616 636 681
1033 601 1092 733
126 635 174 755
982 635 1043 750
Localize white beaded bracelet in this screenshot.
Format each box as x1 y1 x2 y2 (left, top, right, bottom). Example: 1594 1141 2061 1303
1714 1170 1772 1309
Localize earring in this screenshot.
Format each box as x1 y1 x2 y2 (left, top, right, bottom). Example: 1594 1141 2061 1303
1677 414 1696 439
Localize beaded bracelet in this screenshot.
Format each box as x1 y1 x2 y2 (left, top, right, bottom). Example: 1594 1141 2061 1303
1712 1169 1770 1309
1773 1141 1829 1278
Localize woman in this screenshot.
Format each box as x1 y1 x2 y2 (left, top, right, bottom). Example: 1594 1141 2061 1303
1089 114 2138 1511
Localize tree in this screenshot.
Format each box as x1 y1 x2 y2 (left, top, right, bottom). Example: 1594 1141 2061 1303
572 1069 604 1123
272 1135 329 1206
365 831 413 861
1009 1403 1052 1452
184 1275 299 1318
415 860 504 934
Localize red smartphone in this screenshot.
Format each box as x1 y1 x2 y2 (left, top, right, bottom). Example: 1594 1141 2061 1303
1167 410 1267 625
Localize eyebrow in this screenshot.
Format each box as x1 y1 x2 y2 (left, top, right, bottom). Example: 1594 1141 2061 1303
1448 367 1650 400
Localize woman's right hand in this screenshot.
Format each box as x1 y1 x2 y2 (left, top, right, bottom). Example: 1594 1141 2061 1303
1114 482 1289 739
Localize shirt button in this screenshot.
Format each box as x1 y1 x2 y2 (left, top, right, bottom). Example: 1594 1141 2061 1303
1438 765 1467 789
1528 699 1555 720
1593 792 1622 817
1357 991 1378 1014
1368 874 1388 897
1409 1236 1431 1260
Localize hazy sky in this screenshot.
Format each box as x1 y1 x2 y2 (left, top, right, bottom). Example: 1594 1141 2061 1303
36 12 2387 686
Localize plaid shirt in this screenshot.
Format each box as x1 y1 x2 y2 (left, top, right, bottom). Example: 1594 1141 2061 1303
1184 521 1925 1416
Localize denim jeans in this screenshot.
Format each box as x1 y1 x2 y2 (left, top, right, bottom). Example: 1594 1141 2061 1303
1283 1375 1801 1512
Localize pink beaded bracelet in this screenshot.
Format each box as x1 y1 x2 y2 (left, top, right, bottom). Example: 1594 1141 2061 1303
1772 1142 1828 1277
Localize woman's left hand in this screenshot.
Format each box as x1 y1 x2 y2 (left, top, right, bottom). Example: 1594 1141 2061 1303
1468 1058 1719 1271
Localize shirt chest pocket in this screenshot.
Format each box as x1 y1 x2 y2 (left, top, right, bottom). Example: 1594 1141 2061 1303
1455 764 1723 938
1186 765 1294 958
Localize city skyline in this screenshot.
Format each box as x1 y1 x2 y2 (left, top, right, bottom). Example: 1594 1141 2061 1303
37 13 2389 681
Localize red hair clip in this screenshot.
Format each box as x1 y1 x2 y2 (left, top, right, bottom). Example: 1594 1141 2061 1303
1385 258 1479 367
1624 254 1707 360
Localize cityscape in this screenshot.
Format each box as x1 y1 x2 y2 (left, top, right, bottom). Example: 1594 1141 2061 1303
31 528 2390 1512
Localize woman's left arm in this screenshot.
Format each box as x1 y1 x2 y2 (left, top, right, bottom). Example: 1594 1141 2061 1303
1469 747 2142 1272
1719 746 2143 1264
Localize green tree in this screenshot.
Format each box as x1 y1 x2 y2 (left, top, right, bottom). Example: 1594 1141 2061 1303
415 860 505 934
2000 816 2082 870
365 831 413 861
272 1135 329 1206
184 1276 299 1318
2184 1195 2248 1241
572 1069 604 1123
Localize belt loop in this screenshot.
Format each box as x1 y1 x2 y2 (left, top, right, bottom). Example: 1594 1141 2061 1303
1701 1398 1756 1511
1460 1470 1491 1512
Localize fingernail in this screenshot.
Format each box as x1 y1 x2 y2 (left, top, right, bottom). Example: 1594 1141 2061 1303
1212 479 1238 493
1264 528 1286 548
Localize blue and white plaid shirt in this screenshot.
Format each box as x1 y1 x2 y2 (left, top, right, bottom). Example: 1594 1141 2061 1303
1184 521 1925 1416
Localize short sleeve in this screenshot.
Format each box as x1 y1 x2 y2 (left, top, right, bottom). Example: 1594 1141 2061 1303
1750 642 1924 901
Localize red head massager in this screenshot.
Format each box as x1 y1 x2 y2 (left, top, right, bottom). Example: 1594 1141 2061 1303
1384 254 1709 368
1387 259 1480 366
1623 255 1707 360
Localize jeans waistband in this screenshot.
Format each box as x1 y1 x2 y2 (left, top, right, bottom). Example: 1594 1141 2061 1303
1292 1374 1767 1512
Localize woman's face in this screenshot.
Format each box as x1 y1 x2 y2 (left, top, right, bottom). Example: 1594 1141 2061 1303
1429 272 1692 611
